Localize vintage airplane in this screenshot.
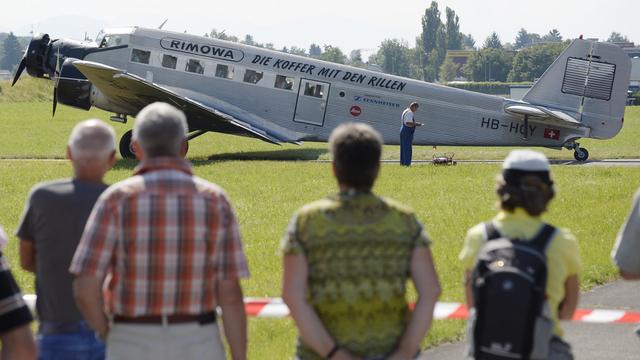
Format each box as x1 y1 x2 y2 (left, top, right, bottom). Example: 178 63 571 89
12 27 631 160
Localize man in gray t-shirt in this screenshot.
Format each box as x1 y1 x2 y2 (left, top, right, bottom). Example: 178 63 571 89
17 119 116 360
612 189 640 279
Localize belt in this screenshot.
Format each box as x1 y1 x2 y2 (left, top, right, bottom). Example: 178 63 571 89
113 312 217 325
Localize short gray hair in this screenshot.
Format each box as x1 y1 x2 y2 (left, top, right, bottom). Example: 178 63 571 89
68 119 116 161
133 102 188 157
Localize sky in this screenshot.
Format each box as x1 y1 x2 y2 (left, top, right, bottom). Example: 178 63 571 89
1 0 638 54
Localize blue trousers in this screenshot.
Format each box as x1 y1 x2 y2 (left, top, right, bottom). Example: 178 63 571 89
400 125 415 166
38 322 105 360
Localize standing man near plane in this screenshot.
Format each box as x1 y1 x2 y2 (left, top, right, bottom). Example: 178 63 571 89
400 102 423 166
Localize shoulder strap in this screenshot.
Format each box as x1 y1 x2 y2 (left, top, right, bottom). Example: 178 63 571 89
484 221 502 241
528 224 556 252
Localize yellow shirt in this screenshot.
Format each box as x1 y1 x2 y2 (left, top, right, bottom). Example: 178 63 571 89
459 208 581 337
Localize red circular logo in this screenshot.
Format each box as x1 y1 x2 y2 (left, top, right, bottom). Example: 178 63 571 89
350 106 362 117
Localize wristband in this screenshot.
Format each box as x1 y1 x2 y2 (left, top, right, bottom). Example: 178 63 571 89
325 343 340 359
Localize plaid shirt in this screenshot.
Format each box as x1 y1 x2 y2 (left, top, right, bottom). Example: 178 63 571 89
70 157 249 316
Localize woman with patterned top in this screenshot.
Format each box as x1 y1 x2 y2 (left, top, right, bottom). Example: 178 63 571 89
282 123 441 360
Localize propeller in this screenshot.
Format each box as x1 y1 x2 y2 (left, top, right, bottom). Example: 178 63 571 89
52 44 61 117
11 34 52 87
11 46 29 86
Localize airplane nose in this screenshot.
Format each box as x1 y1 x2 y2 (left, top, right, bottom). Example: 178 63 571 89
12 33 54 86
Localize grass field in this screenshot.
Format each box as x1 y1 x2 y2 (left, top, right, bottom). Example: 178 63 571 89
1 80 640 358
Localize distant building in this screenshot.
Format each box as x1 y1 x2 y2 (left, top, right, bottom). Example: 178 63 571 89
445 50 473 79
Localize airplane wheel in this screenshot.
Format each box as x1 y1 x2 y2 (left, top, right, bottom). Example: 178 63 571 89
574 147 589 162
119 130 135 159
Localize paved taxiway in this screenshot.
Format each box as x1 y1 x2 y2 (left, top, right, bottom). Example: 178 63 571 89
421 280 640 359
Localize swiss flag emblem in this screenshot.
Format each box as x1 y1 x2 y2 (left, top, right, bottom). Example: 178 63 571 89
544 128 560 140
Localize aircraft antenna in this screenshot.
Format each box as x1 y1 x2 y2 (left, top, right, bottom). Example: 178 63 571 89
158 19 168 30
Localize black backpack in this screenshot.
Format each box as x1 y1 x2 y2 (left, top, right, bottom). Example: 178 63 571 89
470 222 556 360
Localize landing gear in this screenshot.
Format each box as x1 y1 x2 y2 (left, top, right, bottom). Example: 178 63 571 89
564 140 589 162
118 129 208 159
119 130 135 159
573 147 589 162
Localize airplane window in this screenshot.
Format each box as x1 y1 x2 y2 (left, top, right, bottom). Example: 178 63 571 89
215 64 234 79
304 83 324 98
274 75 294 90
185 59 204 74
243 69 263 84
130 49 151 64
162 55 177 69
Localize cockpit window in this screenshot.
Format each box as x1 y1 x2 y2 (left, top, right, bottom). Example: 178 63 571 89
98 34 129 48
96 29 133 48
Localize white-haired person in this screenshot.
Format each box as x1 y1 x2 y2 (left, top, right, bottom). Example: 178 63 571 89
70 102 249 360
17 119 116 360
459 150 580 360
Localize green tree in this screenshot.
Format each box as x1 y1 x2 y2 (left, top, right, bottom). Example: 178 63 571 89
463 47 513 81
377 39 411 77
242 34 256 46
421 1 442 55
542 29 562 43
445 7 462 50
208 29 238 42
309 43 322 57
483 32 503 49
507 42 567 82
462 33 476 49
514 28 532 49
289 46 307 56
319 45 346 64
349 49 365 68
1 32 22 71
439 57 459 82
607 32 630 43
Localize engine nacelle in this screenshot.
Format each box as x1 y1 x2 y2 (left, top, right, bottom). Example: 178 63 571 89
56 58 91 111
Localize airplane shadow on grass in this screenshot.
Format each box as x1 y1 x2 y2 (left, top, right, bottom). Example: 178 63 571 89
206 148 328 162
112 147 329 170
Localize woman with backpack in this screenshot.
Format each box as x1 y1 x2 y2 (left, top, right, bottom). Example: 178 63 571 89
459 150 580 360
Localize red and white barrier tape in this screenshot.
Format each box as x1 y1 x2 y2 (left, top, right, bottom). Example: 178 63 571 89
23 295 640 324
243 298 640 324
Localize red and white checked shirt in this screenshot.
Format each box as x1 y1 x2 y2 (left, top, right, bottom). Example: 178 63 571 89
70 157 249 316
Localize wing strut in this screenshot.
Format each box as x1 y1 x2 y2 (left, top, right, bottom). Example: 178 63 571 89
522 114 529 140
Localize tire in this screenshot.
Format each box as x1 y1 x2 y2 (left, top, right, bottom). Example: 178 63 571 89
119 130 135 159
573 147 589 162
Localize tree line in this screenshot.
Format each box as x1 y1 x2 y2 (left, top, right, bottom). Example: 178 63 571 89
1 2 636 84
202 1 634 84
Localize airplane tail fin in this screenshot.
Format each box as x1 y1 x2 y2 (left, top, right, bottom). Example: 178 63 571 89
522 39 631 139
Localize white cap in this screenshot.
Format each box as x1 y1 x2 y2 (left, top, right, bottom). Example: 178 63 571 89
503 150 550 172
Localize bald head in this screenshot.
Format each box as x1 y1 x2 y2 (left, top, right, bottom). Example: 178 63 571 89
133 102 188 158
68 119 116 162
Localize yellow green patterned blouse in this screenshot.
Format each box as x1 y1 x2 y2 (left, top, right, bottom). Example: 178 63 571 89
281 191 430 359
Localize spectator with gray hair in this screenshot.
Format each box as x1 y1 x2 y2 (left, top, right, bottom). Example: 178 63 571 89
71 102 249 360
17 119 116 360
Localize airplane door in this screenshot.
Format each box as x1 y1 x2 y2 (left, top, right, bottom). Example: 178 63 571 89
294 79 330 126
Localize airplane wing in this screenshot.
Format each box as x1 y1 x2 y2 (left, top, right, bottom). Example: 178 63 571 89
504 103 582 128
72 60 303 144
